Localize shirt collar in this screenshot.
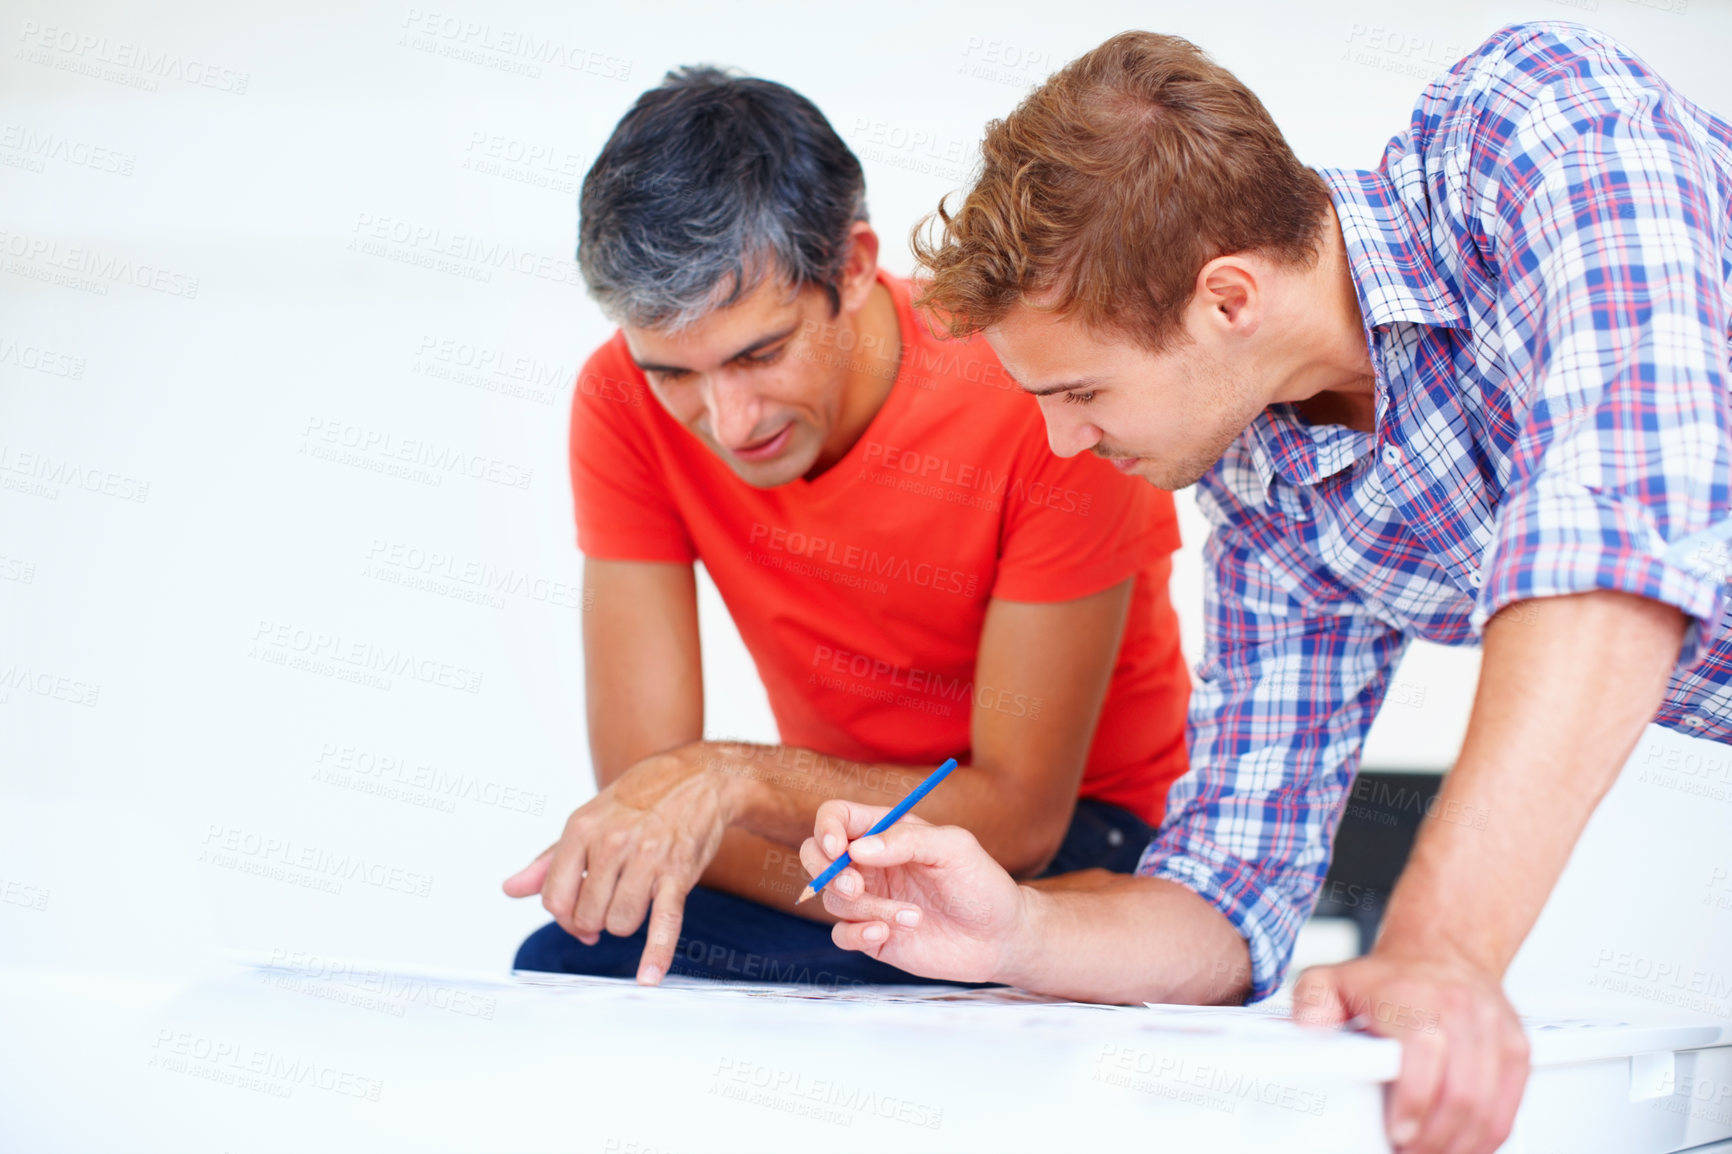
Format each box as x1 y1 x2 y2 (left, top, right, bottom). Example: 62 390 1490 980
1317 166 1469 331
1245 404 1373 493
1242 167 1466 496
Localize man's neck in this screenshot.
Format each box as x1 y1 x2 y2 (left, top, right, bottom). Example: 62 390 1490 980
1280 205 1378 434
807 280 902 477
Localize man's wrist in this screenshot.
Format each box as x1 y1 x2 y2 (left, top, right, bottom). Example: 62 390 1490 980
1374 900 1505 978
1374 823 1516 979
671 740 760 826
994 884 1057 989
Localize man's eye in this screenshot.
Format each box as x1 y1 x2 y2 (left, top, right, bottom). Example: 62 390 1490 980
741 346 787 367
652 369 690 384
1062 390 1096 405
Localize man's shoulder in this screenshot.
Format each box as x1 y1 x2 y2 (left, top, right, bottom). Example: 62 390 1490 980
1397 21 1657 215
892 280 1038 422
576 329 645 391
571 330 653 422
1421 21 1652 135
1444 21 1628 85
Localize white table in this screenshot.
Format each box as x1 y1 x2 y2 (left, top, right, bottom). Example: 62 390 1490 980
1 957 1728 1153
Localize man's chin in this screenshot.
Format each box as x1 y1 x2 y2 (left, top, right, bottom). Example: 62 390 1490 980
1118 453 1221 491
724 444 820 489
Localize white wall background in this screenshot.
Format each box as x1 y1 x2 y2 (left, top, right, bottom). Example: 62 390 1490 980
2 0 1729 992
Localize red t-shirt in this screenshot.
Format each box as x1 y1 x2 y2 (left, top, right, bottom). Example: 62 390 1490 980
570 273 1191 825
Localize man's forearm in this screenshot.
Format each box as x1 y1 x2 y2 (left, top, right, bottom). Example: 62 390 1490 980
1376 591 1687 972
689 741 987 918
994 875 1252 1005
697 740 924 842
701 828 838 922
688 740 1071 876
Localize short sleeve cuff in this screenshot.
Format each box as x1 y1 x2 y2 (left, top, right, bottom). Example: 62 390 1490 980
1479 487 1729 667
1136 839 1307 1004
990 527 1167 603
577 522 697 564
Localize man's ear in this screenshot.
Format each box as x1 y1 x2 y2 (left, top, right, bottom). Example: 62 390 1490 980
1192 255 1260 337
835 221 881 316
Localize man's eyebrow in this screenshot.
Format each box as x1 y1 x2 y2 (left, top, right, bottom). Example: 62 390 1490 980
1020 376 1101 397
631 325 801 376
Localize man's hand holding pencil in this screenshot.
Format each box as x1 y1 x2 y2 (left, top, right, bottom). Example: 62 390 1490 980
798 797 1029 984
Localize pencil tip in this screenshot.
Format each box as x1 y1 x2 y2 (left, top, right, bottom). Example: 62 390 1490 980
795 887 814 905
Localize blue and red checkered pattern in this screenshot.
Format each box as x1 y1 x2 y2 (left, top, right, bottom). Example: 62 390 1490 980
1140 21 1732 1001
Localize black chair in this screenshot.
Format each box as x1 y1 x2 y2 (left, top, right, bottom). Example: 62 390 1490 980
1312 770 1445 955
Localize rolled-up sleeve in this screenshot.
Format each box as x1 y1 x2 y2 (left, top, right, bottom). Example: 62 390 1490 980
1139 480 1408 1001
1477 63 1732 665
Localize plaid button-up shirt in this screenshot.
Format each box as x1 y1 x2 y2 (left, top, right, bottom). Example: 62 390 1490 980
1141 21 1732 1000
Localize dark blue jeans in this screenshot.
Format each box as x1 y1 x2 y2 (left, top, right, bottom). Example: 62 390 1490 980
512 797 1153 987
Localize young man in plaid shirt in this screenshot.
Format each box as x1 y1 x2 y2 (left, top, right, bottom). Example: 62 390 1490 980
801 22 1732 1153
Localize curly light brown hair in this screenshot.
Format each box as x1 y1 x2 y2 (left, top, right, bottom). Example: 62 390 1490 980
914 31 1331 351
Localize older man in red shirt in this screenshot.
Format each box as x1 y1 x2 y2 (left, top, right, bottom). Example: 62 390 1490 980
502 65 1192 988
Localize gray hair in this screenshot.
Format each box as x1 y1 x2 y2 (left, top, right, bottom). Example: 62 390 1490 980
578 66 868 332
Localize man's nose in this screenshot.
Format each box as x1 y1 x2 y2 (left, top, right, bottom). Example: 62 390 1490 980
706 373 764 447
1039 404 1103 459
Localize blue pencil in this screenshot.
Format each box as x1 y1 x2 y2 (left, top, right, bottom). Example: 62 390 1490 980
796 757 959 905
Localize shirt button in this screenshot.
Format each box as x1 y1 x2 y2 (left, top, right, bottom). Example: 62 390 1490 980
1467 569 1484 589
1382 445 1401 467
1685 716 1707 729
